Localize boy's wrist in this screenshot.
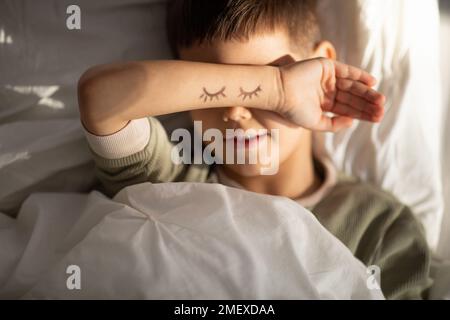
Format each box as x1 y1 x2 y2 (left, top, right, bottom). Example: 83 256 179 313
271 66 286 115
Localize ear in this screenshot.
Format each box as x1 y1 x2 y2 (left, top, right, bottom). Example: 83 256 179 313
312 41 337 60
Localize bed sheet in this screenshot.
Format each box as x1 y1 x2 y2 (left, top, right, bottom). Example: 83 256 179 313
0 183 384 300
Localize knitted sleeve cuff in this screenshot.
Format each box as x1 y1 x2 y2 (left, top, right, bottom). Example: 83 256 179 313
82 118 151 159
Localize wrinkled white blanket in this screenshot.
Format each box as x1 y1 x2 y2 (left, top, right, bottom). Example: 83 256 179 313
0 183 384 300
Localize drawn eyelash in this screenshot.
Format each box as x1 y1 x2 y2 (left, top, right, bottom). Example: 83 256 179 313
238 85 262 101
200 87 227 102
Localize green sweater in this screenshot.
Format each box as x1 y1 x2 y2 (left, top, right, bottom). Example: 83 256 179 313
87 117 433 300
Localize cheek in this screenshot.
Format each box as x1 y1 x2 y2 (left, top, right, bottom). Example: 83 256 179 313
276 127 305 159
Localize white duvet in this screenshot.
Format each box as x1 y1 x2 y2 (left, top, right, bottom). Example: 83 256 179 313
0 183 384 300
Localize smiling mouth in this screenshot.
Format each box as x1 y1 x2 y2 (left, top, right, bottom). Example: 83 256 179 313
224 131 269 148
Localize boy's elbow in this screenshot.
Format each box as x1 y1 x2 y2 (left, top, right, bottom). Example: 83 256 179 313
77 62 147 134
78 66 103 117
78 62 146 109
77 65 114 133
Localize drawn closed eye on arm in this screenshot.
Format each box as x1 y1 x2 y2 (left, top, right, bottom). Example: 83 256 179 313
200 87 227 102
238 85 262 101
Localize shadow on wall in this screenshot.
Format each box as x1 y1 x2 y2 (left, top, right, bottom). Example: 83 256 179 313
441 0 450 12
438 0 450 258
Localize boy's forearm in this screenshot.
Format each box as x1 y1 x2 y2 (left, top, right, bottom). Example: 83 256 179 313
78 60 283 135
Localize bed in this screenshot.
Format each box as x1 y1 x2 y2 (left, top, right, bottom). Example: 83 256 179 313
0 0 448 299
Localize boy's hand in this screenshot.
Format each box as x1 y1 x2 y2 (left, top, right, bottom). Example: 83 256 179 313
277 58 385 132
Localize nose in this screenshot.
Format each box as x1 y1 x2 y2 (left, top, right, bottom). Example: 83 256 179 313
223 106 252 123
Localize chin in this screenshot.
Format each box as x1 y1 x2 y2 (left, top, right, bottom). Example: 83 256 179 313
225 164 270 178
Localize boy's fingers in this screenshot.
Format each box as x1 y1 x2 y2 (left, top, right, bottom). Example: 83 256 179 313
332 102 383 122
333 61 377 86
335 91 384 117
316 115 354 132
337 79 385 105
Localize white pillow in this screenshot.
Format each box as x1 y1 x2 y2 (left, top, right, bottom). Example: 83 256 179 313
0 0 178 215
0 0 172 123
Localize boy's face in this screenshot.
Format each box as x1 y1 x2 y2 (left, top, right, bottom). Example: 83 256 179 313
179 31 314 177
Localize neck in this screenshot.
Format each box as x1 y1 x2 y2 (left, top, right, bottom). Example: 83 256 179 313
221 138 322 200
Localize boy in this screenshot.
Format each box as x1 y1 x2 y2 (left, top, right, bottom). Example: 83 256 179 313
78 0 432 299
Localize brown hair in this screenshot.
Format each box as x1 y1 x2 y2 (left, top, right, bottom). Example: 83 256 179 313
166 0 321 57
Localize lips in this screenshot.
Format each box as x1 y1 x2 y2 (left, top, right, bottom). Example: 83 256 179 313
224 131 269 148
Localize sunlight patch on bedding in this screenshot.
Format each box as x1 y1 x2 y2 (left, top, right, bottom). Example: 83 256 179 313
0 151 30 169
0 27 13 45
5 85 65 110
